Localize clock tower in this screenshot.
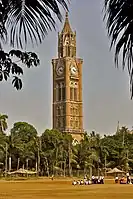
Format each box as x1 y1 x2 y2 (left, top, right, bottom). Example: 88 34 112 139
52 12 84 141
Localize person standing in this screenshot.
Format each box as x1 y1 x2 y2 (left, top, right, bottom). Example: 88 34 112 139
115 176 119 183
126 172 130 184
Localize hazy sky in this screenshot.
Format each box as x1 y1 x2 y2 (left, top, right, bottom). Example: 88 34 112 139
1 0 133 135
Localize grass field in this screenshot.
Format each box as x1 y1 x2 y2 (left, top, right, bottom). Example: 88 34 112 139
0 179 133 199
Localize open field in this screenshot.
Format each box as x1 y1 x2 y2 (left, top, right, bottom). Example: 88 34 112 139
0 179 133 199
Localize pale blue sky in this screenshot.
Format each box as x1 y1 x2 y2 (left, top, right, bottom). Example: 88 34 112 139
1 0 133 135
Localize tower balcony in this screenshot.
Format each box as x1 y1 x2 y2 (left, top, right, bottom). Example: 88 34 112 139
62 128 84 134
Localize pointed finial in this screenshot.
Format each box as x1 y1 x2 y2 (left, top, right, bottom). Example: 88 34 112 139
61 11 72 33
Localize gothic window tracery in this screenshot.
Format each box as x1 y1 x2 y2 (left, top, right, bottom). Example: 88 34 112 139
56 84 59 101
70 81 78 101
58 86 61 101
73 107 75 115
62 83 66 100
75 120 79 128
61 106 65 116
62 117 65 128
70 119 73 128
56 82 66 101
70 106 73 115
56 106 60 115
56 118 60 128
70 87 73 100
57 107 59 115
75 108 78 115
74 88 77 101
70 81 74 100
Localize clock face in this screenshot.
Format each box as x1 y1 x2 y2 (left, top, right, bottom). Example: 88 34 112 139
56 66 64 76
70 65 77 75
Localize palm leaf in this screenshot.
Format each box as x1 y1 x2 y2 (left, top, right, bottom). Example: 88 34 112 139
3 0 69 48
103 0 133 98
0 1 8 44
85 161 94 168
54 166 63 171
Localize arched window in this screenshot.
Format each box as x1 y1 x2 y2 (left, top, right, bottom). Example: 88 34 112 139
75 120 79 128
70 118 73 128
56 118 60 128
58 83 61 101
63 106 66 115
70 107 73 115
70 81 74 101
57 82 66 101
60 106 65 116
70 87 74 100
56 84 59 101
62 83 66 101
73 107 75 115
74 82 78 101
74 88 77 101
62 117 65 128
57 106 61 115
75 108 78 115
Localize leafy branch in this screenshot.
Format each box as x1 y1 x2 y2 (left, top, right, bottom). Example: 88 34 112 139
0 49 40 89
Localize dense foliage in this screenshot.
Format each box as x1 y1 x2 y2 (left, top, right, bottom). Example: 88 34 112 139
0 114 133 177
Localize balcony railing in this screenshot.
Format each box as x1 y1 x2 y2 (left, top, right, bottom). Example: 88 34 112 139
62 129 84 134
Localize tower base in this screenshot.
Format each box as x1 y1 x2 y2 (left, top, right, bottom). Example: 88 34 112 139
63 129 84 142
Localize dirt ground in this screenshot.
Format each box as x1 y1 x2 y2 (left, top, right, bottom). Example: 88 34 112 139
0 179 133 199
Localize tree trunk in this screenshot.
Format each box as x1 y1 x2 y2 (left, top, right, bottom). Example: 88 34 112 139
26 158 28 170
61 161 63 176
35 160 37 172
38 148 40 174
64 160 66 177
68 141 71 176
55 148 58 176
89 166 92 178
98 162 100 177
77 169 79 177
9 156 11 171
45 157 49 177
84 167 86 175
5 143 8 176
104 155 107 176
17 158 20 170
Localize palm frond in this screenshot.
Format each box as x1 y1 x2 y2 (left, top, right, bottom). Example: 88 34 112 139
3 0 69 48
85 161 94 168
104 0 133 98
0 1 8 44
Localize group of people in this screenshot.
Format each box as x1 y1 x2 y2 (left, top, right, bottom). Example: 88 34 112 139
115 172 133 184
72 175 104 185
91 176 104 184
72 179 92 185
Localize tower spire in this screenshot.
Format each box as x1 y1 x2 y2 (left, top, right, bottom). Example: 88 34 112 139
61 12 72 33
